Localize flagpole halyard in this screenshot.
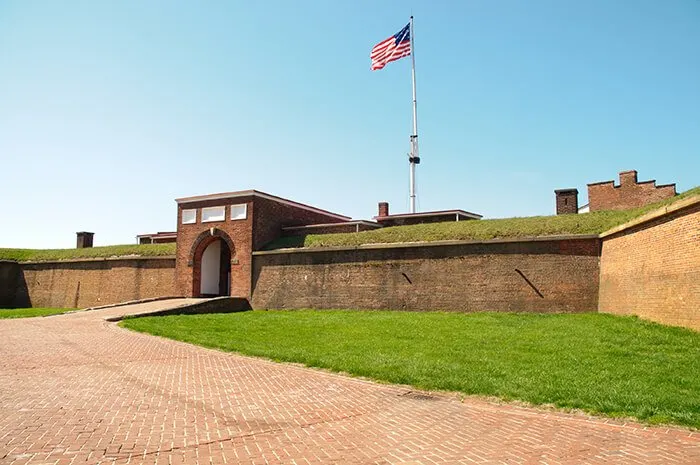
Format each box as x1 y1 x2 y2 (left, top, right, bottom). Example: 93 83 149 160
409 15 420 213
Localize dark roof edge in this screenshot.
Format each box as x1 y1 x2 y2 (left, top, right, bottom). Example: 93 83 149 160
282 220 380 230
175 189 351 221
375 209 483 221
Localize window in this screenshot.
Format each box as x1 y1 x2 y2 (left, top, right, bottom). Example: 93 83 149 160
202 206 226 223
182 209 196 224
230 204 247 220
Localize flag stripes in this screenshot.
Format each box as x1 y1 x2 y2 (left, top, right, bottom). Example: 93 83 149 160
370 23 411 71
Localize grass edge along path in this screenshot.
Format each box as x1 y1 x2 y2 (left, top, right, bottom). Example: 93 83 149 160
120 310 700 429
0 308 77 319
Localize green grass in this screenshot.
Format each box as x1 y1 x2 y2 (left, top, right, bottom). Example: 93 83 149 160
266 186 700 249
121 310 700 428
0 308 77 318
0 243 176 262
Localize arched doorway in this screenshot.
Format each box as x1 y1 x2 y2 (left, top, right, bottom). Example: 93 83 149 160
193 236 232 297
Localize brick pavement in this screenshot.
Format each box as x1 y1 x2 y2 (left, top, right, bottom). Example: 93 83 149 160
1 299 698 464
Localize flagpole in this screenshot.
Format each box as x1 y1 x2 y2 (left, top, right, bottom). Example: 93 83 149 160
409 15 419 213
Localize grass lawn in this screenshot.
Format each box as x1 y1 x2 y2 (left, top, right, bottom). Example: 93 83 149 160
0 308 77 319
121 310 700 428
266 186 699 249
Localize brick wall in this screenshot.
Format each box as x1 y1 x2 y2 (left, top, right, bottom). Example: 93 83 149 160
251 237 601 313
599 197 700 330
252 196 349 250
0 260 20 307
588 170 676 212
18 257 177 309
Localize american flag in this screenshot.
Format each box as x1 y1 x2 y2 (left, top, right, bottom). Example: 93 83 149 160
370 23 411 71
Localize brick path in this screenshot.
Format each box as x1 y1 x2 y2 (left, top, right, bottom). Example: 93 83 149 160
1 300 698 465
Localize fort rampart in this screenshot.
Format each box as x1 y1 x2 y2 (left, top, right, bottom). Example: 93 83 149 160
2 196 698 330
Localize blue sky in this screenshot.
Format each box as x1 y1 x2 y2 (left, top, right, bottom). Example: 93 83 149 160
1 0 698 248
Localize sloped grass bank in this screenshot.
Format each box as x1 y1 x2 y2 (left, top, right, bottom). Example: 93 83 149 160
121 310 700 428
267 186 699 249
0 308 77 319
0 243 176 263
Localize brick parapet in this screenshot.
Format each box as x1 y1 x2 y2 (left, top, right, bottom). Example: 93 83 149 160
587 171 676 212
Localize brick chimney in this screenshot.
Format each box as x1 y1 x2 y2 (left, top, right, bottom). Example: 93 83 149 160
619 170 638 186
555 189 578 215
76 232 94 249
378 202 389 218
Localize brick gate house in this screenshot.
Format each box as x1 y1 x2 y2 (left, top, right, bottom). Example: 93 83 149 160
174 189 483 299
174 190 353 299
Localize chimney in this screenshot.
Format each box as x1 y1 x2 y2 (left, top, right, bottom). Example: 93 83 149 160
619 170 638 186
554 189 578 215
76 232 94 249
378 202 389 218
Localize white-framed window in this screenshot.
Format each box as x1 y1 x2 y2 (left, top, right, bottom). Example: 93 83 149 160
182 209 197 224
230 203 247 220
202 206 226 223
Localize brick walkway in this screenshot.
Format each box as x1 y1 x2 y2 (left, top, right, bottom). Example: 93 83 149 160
1 300 698 465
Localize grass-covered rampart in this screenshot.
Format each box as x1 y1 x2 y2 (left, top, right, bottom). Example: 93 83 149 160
0 243 176 263
266 186 699 250
2 187 697 258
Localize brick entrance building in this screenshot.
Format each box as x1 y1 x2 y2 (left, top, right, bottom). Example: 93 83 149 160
174 190 350 298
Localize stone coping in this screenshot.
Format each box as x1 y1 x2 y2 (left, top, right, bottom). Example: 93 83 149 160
19 255 176 265
253 234 601 255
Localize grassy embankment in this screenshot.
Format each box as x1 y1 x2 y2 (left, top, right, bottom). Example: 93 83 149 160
0 243 176 263
121 310 700 429
0 308 77 319
266 186 699 249
1 187 696 259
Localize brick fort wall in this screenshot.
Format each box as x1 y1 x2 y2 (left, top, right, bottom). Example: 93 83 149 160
18 257 177 309
251 236 601 313
599 197 700 330
0 260 20 307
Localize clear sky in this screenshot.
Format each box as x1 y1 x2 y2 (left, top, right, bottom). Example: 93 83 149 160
1 0 698 248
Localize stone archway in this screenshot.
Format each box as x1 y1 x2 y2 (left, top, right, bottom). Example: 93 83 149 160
189 228 236 297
